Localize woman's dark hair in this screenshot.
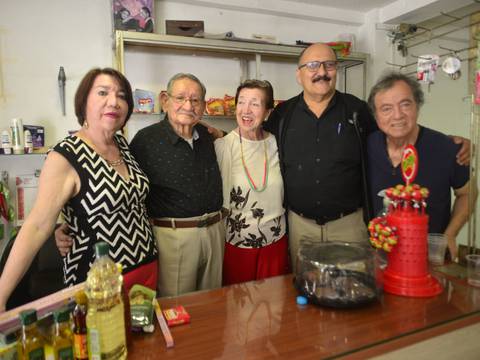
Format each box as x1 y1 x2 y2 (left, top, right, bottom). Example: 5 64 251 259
235 79 274 109
141 6 151 17
74 67 133 126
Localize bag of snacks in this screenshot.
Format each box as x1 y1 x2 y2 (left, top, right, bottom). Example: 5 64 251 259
206 98 224 115
129 285 156 332
223 94 235 116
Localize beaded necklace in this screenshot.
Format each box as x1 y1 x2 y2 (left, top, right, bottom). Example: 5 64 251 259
238 128 268 192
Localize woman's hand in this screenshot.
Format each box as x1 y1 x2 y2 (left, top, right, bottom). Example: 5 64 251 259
55 223 73 257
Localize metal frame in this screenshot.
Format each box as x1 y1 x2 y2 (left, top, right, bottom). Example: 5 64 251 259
114 31 368 98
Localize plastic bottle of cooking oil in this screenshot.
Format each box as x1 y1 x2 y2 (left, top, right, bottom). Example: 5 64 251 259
85 242 127 360
51 307 74 360
18 309 45 360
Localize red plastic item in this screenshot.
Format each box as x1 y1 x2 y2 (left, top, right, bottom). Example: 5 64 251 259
383 210 442 297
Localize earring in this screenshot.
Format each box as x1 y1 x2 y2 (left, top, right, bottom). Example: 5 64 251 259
84 121 89 129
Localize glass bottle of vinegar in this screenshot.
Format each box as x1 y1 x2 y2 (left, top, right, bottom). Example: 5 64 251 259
72 291 88 360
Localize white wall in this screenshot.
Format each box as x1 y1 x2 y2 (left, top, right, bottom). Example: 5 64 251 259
0 0 114 146
1 0 476 247
0 0 366 145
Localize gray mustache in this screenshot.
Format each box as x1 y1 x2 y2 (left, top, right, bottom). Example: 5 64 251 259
313 75 331 82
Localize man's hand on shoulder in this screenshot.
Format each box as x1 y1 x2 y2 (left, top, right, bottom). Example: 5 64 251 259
55 223 73 257
199 121 225 140
449 135 471 166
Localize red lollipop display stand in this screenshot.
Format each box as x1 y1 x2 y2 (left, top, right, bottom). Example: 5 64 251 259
383 209 442 297
369 145 442 297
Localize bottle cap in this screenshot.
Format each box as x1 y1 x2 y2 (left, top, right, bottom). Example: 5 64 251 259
94 241 109 258
19 309 37 325
53 306 71 323
296 295 308 305
74 290 88 305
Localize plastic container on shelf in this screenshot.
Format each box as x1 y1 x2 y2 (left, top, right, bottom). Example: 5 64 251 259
1 130 12 155
294 241 381 308
24 129 33 154
10 118 24 155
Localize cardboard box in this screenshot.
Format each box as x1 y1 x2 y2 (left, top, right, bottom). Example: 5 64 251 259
165 20 204 37
23 125 44 149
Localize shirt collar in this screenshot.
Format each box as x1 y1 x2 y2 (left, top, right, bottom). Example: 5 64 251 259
162 116 200 145
298 90 339 117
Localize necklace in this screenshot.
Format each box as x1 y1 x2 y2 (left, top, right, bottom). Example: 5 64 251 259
78 132 124 167
239 129 269 192
106 157 124 167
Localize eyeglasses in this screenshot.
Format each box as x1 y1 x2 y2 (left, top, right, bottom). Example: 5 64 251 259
298 60 338 72
168 94 203 107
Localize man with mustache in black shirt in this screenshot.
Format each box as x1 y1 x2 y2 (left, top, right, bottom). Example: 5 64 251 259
264 43 469 271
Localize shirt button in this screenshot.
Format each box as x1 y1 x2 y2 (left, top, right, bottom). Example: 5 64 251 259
316 179 320 184
316 138 320 143
316 158 321 163
316 201 321 206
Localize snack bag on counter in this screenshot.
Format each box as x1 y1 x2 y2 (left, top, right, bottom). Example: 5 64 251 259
129 285 156 332
223 94 236 116
206 98 225 115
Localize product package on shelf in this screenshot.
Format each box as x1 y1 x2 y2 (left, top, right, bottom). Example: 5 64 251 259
23 125 45 149
223 95 235 116
133 89 156 114
206 98 225 116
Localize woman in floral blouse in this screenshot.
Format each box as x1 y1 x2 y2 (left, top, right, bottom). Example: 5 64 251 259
215 79 289 285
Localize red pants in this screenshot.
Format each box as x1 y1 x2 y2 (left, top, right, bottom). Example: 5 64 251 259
123 259 158 293
223 235 290 286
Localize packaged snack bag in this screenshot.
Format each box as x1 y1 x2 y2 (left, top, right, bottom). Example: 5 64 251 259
223 95 236 116
206 98 225 115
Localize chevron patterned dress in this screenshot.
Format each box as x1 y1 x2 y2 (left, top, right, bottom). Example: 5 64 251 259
53 134 157 286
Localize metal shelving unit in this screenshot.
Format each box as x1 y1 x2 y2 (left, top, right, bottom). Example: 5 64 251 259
114 31 369 99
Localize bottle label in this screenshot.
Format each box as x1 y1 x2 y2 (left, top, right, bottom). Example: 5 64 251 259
57 346 74 360
87 302 126 360
87 329 101 360
28 347 45 360
74 333 88 359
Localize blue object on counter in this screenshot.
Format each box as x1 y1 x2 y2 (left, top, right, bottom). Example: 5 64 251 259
296 295 308 305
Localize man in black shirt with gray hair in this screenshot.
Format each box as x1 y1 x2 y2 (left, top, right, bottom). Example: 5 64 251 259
130 73 226 296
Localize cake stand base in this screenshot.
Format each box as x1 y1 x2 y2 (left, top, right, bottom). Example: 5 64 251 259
383 268 443 297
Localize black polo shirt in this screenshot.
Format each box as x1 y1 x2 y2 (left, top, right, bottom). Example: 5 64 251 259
282 93 364 219
130 118 223 218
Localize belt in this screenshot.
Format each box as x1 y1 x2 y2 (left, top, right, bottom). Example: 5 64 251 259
150 208 230 229
294 208 358 226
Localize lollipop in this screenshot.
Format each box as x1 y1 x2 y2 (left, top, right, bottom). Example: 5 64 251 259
401 144 418 186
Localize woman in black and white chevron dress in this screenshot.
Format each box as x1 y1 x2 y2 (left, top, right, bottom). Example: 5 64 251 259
0 68 158 311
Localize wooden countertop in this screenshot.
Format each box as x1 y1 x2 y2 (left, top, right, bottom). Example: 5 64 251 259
129 271 480 359
1 267 479 358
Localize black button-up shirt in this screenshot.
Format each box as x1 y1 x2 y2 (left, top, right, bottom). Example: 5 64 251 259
282 94 364 219
130 118 223 218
